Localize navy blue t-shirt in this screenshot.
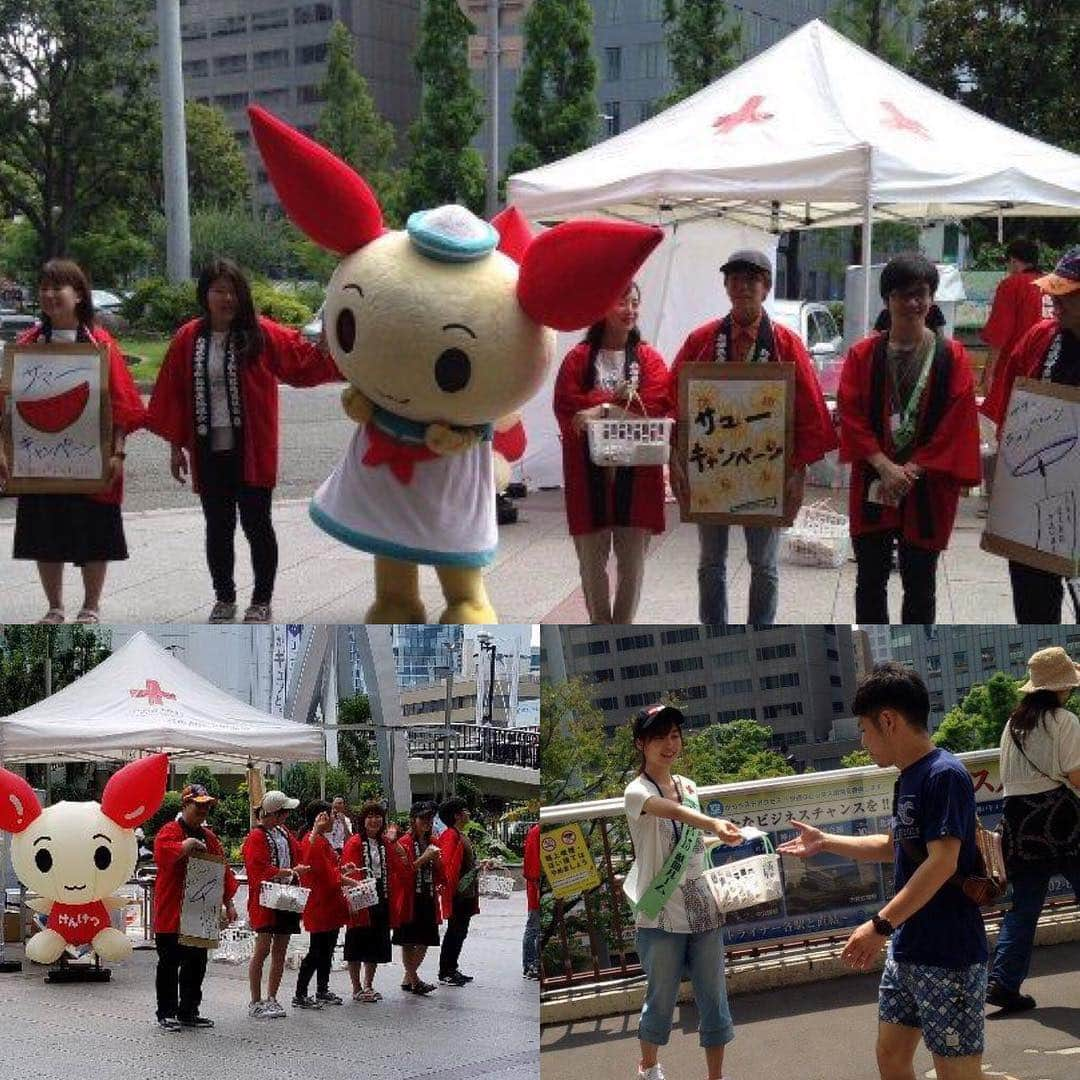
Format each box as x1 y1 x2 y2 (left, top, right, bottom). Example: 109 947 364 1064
891 747 988 968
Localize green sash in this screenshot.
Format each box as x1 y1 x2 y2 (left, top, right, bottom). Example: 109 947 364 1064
634 786 702 919
891 333 936 453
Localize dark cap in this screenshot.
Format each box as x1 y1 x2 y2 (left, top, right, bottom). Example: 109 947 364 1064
632 703 686 738
720 249 772 277
409 800 438 819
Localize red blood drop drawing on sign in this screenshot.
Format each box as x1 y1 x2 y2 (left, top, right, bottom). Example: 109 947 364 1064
881 101 930 140
15 380 91 433
713 95 774 135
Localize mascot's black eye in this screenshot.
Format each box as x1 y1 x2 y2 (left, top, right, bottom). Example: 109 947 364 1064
94 845 112 871
336 308 356 353
435 348 471 393
35 848 53 873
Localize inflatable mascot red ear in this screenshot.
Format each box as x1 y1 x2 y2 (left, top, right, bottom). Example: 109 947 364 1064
248 105 662 624
0 754 168 965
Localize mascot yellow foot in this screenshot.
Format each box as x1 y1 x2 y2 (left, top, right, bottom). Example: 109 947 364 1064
91 927 133 962
437 566 497 625
25 928 67 966
365 557 427 624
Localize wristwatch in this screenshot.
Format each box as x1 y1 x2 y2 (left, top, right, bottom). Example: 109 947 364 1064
871 914 895 937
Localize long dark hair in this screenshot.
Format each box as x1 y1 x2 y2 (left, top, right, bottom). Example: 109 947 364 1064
583 280 642 353
1009 689 1061 742
39 258 95 333
196 257 264 362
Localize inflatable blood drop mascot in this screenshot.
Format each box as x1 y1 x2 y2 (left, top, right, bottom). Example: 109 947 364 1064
247 106 662 624
0 754 169 965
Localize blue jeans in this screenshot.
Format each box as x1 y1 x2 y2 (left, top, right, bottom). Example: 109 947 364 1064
636 926 735 1048
989 866 1080 992
697 524 779 625
522 909 540 972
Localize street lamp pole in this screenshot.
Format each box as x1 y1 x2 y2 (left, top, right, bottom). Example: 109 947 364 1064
486 0 500 218
157 0 191 283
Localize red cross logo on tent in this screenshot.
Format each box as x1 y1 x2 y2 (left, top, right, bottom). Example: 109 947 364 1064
881 101 930 140
713 95 774 135
130 679 177 707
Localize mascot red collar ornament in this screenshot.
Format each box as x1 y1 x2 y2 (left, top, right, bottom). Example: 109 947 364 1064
0 755 168 964
248 106 662 624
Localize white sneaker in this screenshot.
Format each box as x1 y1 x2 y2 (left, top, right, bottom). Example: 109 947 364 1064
263 998 287 1018
248 1000 269 1019
638 1066 666 1080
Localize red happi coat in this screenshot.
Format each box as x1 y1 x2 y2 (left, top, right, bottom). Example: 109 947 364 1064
242 824 304 932
341 832 407 930
981 270 1046 358
152 818 239 935
147 316 341 493
386 831 446 928
838 333 981 551
434 825 479 920
523 824 541 913
298 829 349 934
668 317 837 468
14 324 147 505
553 340 669 536
981 319 1063 431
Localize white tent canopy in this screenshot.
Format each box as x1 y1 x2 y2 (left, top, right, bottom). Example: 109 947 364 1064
0 631 324 764
508 19 1080 232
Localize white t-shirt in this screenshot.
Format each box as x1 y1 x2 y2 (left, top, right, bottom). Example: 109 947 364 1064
51 328 78 343
207 331 235 451
623 773 721 934
595 348 624 392
999 707 1080 797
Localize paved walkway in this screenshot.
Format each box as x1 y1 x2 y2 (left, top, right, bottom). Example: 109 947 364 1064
0 485 1032 625
540 940 1080 1080
0 891 537 1080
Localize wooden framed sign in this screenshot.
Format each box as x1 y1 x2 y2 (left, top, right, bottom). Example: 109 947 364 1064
981 377 1080 578
0 341 112 494
677 361 796 526
179 851 227 950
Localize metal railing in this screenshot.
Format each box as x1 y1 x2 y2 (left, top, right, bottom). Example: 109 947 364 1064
408 723 539 770
538 749 1079 993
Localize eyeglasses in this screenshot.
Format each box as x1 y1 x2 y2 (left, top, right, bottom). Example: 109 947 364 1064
888 287 932 303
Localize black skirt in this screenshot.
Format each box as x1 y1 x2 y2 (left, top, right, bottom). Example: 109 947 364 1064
392 892 440 947
13 493 127 564
343 902 392 963
257 909 302 936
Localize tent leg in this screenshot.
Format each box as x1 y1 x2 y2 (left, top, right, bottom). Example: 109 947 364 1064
0 750 23 973
860 187 873 339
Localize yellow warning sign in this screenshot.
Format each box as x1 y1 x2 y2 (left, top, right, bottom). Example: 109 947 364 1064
539 823 602 899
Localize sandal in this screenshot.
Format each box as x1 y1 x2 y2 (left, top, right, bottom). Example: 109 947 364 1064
74 608 100 624
355 988 378 1003
37 608 65 625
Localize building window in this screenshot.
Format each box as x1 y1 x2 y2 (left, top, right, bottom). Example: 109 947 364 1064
296 43 329 65
981 646 996 668
762 701 804 720
665 656 704 674
682 685 708 700
254 87 291 107
929 690 945 711
832 701 845 713
296 84 326 104
607 0 622 22
775 730 807 746
719 706 755 723
638 99 656 123
593 696 620 712
254 48 291 70
620 662 659 680
294 2 333 23
1008 642 1024 664
214 54 249 76
639 41 662 79
182 59 208 78
893 630 913 647
954 651 968 674
643 0 664 21
181 20 207 41
210 14 247 37
760 672 800 690
713 648 748 667
213 92 250 110
826 648 839 660
604 47 621 81
625 690 662 708
706 626 746 638
830 674 842 686
757 643 796 661
716 677 753 695
253 8 290 31
591 668 615 683
661 627 699 645
615 632 652 651
927 654 942 673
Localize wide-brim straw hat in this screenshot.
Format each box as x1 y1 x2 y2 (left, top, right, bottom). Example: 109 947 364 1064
1019 646 1080 694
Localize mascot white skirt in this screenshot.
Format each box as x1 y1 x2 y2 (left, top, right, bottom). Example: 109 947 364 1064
248 106 662 624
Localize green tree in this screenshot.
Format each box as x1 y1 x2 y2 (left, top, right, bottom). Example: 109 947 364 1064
0 0 157 259
0 626 111 715
316 22 399 219
841 749 874 767
661 0 742 106
69 209 155 288
507 0 598 176
400 0 486 215
828 0 918 68
680 719 795 784
181 102 252 209
336 694 382 796
540 678 613 804
932 672 1024 753
281 762 351 808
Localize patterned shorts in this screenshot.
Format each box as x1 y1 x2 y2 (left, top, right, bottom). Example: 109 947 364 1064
878 956 987 1057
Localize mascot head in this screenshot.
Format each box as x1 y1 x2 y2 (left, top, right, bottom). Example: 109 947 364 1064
0 755 168 906
248 106 662 428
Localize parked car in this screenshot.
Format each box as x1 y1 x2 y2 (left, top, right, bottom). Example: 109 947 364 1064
0 310 37 342
769 298 843 396
302 303 323 344
91 289 127 333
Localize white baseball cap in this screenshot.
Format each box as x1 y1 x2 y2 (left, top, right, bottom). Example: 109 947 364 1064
260 790 299 814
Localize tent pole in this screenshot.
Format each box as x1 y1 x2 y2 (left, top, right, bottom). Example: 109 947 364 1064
0 746 22 972
650 214 678 350
861 149 874 338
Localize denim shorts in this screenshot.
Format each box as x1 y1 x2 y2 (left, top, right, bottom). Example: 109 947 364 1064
636 926 736 1049
879 954 987 1057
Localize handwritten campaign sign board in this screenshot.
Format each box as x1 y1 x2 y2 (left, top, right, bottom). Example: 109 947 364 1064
677 362 796 526
982 378 1080 578
539 823 601 900
179 851 227 950
0 342 111 493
